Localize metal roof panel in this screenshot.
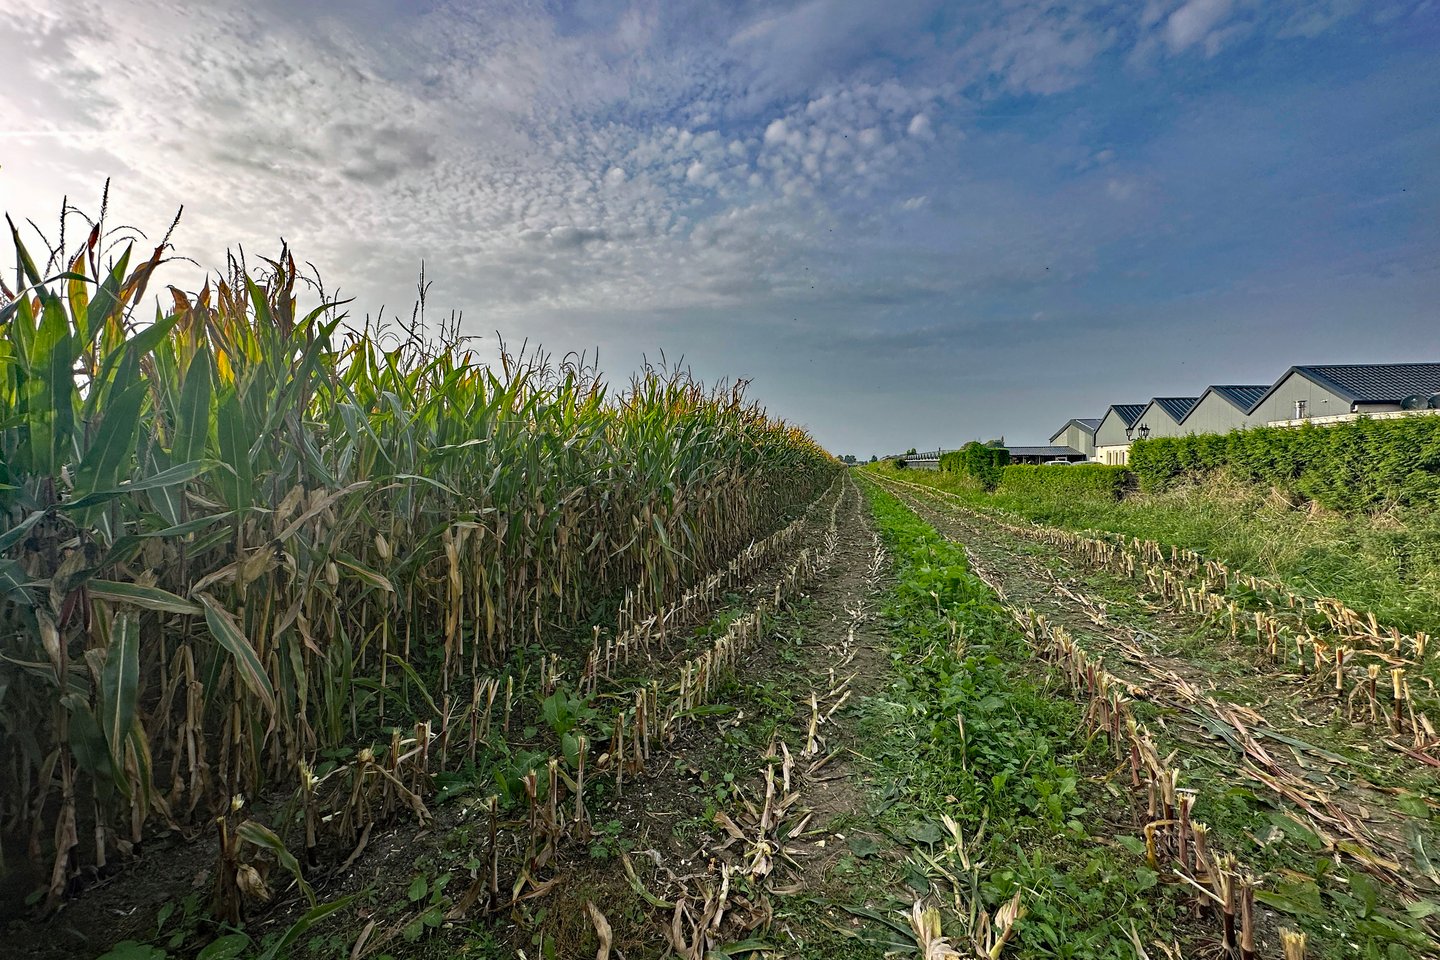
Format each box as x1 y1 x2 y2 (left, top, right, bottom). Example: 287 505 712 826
1048 418 1102 443
1112 404 1147 426
1295 363 1440 404
1205 385 1269 412
1150 397 1200 422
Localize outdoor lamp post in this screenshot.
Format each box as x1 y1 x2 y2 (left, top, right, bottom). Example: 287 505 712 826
1124 426 1134 441
1138 424 1150 440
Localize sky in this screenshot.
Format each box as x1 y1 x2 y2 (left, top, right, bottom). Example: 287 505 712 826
1 0 1438 458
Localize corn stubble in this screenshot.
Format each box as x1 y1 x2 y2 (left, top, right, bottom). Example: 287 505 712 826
881 471 1439 755
0 199 837 912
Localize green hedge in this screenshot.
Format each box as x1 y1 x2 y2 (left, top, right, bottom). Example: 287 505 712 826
1129 416 1440 511
999 464 1132 499
940 441 1011 490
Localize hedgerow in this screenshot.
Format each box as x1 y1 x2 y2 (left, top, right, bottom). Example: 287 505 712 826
939 441 1011 490
999 464 1132 499
1129 415 1440 511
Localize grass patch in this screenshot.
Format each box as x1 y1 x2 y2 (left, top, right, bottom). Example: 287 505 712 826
879 464 1440 635
871 468 1440 956
854 479 1195 958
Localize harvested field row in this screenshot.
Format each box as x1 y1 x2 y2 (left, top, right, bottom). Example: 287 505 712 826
869 469 1440 957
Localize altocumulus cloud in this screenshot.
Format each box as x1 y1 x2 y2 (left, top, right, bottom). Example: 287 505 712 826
0 0 1436 457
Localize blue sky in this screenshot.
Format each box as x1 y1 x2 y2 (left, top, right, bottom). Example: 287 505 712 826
2 0 1437 457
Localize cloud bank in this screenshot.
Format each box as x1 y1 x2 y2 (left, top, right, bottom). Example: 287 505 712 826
1 0 1436 456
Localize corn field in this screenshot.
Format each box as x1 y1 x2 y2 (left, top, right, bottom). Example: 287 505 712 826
0 210 837 910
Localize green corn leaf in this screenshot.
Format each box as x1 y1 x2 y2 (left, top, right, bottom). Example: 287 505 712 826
215 390 253 509
0 510 45 554
72 380 148 506
185 526 233 558
87 315 177 419
335 555 394 593
82 247 132 337
197 592 275 715
386 654 439 717
237 819 315 906
255 896 355 960
137 511 233 539
99 614 140 786
62 459 221 509
173 347 212 464
392 473 460 496
62 691 116 789
0 559 34 604
89 579 202 615
5 215 45 288
31 293 77 477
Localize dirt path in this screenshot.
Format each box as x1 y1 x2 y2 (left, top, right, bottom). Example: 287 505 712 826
525 471 903 957
871 472 1440 954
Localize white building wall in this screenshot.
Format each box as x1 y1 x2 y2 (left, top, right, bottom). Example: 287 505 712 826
1132 403 1187 439
1182 393 1254 434
1096 444 1130 466
1249 373 1351 425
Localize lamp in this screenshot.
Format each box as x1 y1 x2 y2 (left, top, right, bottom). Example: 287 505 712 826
1124 426 1134 441
1138 424 1150 440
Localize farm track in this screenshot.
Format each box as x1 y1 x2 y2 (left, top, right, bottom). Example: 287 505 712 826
518 471 899 956
870 471 1440 953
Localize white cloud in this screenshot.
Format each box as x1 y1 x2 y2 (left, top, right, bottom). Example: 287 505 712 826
963 4 1112 95
1105 177 1138 200
0 0 1409 465
1165 0 1235 51
1276 0 1362 38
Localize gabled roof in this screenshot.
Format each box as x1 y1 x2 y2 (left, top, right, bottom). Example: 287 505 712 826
1197 385 1269 414
1144 397 1200 423
1251 363 1440 412
1047 417 1101 443
1106 403 1147 427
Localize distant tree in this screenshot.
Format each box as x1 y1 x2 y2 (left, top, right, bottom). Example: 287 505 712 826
841 454 857 464
906 447 917 456
951 440 1010 490
869 454 878 463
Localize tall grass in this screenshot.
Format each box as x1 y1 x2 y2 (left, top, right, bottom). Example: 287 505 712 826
0 203 836 906
870 463 1440 636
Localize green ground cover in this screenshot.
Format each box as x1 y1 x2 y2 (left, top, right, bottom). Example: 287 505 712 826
871 463 1440 636
853 479 1195 958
